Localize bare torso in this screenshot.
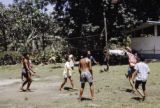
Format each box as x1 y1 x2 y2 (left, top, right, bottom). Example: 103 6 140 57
79 58 91 73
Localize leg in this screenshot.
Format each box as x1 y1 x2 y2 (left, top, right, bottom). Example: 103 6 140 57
105 59 109 71
79 83 85 99
128 68 136 91
27 77 32 90
125 67 131 78
135 80 144 97
59 78 67 91
89 82 94 100
20 73 28 90
103 61 108 72
106 62 109 71
68 76 74 89
129 74 135 91
21 80 28 91
142 81 147 101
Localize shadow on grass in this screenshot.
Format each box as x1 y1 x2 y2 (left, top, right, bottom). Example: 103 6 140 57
19 90 35 92
120 88 133 93
125 89 133 93
64 87 78 91
64 87 72 91
79 97 92 101
51 66 62 69
131 97 142 101
19 89 35 92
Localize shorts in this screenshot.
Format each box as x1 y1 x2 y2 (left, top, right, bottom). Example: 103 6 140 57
80 71 93 83
103 59 109 65
135 80 147 90
63 71 72 78
22 68 30 78
127 66 135 77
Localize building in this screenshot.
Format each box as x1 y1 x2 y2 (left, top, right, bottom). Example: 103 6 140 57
126 21 160 59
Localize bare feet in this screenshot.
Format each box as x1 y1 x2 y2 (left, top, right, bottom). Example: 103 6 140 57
20 88 26 92
72 87 77 90
125 73 128 78
91 97 95 101
59 87 62 91
26 88 31 92
77 97 82 101
142 96 145 101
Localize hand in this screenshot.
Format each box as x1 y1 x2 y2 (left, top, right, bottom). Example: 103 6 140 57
92 75 94 80
31 71 36 76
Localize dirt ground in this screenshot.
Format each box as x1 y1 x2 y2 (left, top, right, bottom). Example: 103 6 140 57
0 63 160 108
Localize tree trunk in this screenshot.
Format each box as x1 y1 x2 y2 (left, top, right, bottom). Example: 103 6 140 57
2 30 7 51
32 40 37 52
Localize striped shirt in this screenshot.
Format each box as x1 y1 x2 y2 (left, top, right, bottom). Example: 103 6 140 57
126 52 137 67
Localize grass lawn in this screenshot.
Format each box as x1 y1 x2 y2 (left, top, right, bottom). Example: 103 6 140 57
0 62 160 108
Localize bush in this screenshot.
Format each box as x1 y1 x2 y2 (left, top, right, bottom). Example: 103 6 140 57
109 55 128 65
31 50 64 65
0 51 21 65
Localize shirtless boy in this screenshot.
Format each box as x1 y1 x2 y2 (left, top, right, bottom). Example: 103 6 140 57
78 52 94 100
21 53 36 91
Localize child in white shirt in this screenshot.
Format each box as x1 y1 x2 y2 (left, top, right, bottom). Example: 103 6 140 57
133 56 150 101
59 55 74 91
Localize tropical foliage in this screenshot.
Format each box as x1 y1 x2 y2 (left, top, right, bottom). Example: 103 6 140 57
0 0 159 64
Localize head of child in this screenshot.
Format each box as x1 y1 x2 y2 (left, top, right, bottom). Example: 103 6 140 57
22 53 30 60
65 55 70 62
137 55 145 62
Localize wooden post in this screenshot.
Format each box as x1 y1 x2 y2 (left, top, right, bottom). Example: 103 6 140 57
154 24 158 36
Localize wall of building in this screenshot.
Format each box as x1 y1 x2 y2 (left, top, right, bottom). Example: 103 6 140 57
131 36 160 59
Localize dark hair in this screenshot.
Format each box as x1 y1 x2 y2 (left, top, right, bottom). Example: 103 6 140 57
139 55 145 62
22 53 28 57
64 55 69 61
83 51 88 57
22 53 29 60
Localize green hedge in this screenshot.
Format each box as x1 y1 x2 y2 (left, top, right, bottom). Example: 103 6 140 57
109 55 128 65
0 51 21 65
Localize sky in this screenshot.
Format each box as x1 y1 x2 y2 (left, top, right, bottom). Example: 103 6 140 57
0 0 54 14
0 0 13 6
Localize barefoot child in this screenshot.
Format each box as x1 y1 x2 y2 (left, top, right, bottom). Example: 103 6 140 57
78 51 94 100
132 56 150 101
59 56 74 91
20 53 36 91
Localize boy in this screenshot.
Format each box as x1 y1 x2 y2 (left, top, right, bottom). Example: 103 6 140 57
59 56 74 91
78 52 94 100
132 56 150 101
124 47 137 92
20 53 36 91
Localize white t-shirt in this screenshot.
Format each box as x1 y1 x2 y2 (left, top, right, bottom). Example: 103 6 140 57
69 54 74 67
63 61 72 78
134 62 150 81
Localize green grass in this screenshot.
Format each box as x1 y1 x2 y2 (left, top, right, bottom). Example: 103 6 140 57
0 62 160 108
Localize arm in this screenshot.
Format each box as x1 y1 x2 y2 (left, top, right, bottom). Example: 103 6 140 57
24 59 35 75
89 60 93 78
91 56 97 64
66 63 72 72
78 60 81 75
21 73 24 81
147 65 150 74
132 70 137 81
72 56 76 64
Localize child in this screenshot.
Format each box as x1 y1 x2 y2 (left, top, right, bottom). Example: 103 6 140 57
20 53 36 91
124 47 137 92
132 56 150 101
59 55 74 91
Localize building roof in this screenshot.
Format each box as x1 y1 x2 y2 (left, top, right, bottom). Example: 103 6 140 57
124 20 160 34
